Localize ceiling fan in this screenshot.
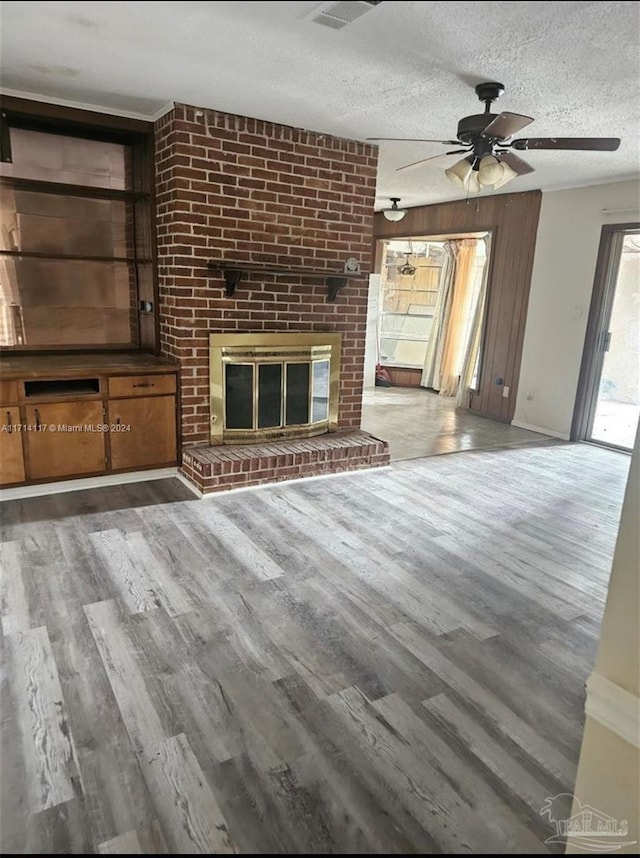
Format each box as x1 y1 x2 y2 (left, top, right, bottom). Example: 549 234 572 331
368 82 621 192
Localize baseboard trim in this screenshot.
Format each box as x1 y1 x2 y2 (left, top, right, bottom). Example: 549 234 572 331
511 420 570 440
585 671 640 748
0 468 180 502
175 472 203 499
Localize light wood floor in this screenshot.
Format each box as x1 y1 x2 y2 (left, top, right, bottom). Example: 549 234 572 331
362 386 552 461
0 442 630 854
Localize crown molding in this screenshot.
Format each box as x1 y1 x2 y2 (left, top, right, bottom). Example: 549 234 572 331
0 87 173 122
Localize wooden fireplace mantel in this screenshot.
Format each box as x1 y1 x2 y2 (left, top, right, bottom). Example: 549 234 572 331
206 260 370 302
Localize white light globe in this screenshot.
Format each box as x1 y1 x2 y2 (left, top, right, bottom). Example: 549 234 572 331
491 161 518 189
445 158 473 188
477 155 505 187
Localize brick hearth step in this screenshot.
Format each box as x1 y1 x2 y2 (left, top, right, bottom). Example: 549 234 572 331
181 430 389 494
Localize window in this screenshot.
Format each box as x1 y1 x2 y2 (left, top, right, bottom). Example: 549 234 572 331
0 105 155 350
378 240 449 368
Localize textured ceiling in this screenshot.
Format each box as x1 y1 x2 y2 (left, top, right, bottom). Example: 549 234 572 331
2 0 639 207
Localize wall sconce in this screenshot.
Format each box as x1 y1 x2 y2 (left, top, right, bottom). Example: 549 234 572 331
382 197 408 222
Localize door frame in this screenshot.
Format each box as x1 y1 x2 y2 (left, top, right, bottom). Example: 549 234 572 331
371 231 494 392
571 221 640 444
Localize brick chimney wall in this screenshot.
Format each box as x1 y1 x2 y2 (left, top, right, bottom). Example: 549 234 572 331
154 103 378 446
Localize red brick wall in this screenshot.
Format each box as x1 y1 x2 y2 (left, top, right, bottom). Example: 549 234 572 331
154 103 378 446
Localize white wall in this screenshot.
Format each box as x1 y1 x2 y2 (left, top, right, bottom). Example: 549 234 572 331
566 427 639 853
594 423 640 698
363 274 380 390
513 180 640 438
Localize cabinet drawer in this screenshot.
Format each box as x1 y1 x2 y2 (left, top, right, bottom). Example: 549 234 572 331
109 374 176 398
0 379 19 403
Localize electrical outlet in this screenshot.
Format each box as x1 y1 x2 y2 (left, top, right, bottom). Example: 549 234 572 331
502 385 510 398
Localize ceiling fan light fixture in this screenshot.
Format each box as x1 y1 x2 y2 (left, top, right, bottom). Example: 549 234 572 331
373 83 621 200
382 197 408 222
477 154 505 187
491 160 518 189
444 157 474 188
465 169 481 194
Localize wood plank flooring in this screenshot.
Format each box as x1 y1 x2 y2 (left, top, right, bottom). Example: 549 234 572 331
361 386 552 461
0 442 630 854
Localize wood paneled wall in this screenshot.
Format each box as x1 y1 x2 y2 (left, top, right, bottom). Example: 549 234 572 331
373 190 542 422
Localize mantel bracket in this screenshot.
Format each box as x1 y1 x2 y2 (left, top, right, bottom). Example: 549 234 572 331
222 269 244 297
208 261 362 302
326 277 347 302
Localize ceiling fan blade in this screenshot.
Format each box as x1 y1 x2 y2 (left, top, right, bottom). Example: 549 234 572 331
498 151 535 175
367 137 461 144
511 137 621 151
396 149 469 173
481 111 534 139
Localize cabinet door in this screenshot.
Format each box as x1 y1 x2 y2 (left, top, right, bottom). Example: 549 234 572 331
25 401 105 480
108 396 177 471
0 407 25 484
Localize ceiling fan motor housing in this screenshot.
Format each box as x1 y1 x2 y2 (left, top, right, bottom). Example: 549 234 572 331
474 81 505 104
456 81 508 147
456 113 503 145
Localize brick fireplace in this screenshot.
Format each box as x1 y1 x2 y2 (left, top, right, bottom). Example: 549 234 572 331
209 332 342 444
154 103 389 492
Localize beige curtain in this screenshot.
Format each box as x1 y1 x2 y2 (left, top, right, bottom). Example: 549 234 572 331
438 239 479 396
420 243 455 390
456 235 491 407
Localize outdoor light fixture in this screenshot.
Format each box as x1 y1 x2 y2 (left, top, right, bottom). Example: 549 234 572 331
398 253 416 276
382 197 408 222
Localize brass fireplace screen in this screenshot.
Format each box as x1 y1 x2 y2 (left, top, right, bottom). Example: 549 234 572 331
209 333 341 444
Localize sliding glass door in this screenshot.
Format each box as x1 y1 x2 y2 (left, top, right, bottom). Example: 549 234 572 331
576 226 640 451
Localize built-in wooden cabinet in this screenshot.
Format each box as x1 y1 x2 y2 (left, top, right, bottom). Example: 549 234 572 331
0 354 180 488
0 406 26 484
108 396 177 471
25 401 106 480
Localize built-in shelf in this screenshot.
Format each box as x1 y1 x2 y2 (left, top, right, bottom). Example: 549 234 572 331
0 175 149 202
24 378 101 398
207 260 369 302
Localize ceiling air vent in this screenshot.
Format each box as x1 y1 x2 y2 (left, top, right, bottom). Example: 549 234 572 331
311 1 383 30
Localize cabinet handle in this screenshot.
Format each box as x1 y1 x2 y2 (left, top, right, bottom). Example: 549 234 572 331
116 417 121 425
34 408 41 429
133 382 154 388
6 411 12 433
